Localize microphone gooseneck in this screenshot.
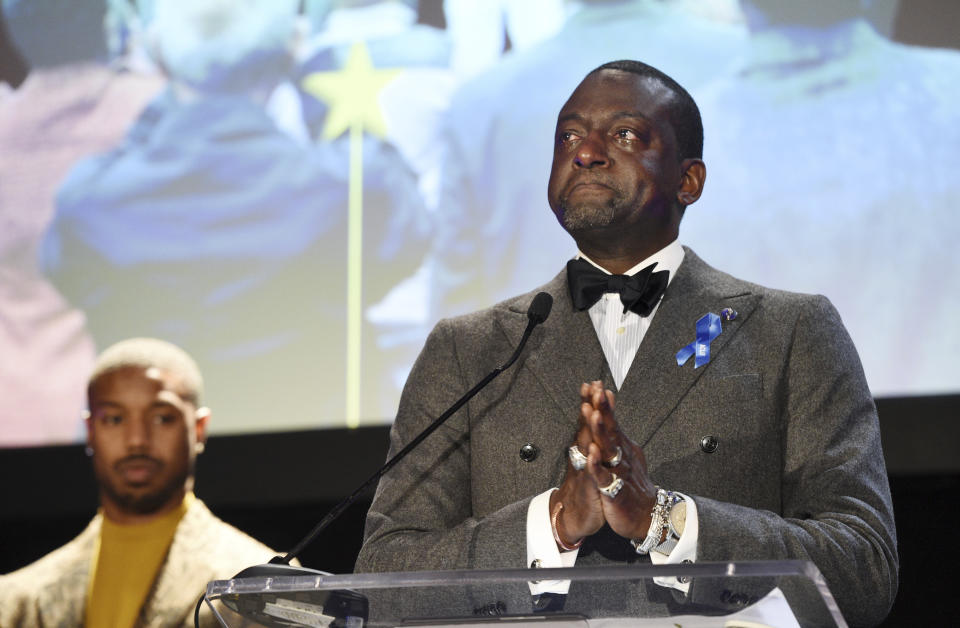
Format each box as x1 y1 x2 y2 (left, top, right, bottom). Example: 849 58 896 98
263 291 553 569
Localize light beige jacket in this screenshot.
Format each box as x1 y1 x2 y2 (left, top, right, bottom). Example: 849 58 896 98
0 499 280 627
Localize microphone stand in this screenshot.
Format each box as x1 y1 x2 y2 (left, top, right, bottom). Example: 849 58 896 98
237 292 553 578
195 294 553 628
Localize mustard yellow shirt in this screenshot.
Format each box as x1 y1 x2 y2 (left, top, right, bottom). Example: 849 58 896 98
84 493 193 628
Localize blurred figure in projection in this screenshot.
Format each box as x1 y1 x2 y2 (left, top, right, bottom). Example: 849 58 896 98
0 0 164 446
443 0 570 79
430 0 746 320
685 0 960 396
41 0 431 432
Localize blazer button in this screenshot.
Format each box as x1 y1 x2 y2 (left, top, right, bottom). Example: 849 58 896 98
700 435 718 453
519 443 539 462
719 589 748 605
473 601 506 616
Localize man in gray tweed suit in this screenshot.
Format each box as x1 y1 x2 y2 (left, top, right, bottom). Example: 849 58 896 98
356 60 898 626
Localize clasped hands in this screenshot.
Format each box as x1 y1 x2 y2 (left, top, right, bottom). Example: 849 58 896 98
550 380 658 550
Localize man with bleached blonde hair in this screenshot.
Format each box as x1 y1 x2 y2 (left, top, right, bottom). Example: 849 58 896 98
0 338 284 627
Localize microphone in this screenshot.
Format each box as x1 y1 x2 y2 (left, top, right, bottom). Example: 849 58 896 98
208 293 553 624
275 291 553 569
527 291 553 325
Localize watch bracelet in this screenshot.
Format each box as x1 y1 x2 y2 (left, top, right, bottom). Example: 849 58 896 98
631 488 680 555
653 492 685 554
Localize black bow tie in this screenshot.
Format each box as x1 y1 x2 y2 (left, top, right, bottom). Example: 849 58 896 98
567 258 669 316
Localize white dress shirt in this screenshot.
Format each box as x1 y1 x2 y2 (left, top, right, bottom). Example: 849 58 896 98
526 240 699 594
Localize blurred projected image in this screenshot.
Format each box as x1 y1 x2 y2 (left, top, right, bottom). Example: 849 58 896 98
1 0 957 446
38 0 433 439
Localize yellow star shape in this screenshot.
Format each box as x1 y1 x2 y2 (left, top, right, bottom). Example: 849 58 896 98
301 41 401 141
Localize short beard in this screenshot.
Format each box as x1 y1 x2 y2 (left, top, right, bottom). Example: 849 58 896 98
556 194 625 231
97 461 189 516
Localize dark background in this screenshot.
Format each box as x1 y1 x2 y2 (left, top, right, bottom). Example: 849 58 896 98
2 393 958 626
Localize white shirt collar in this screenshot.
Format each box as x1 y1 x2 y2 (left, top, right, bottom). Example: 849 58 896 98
576 239 685 286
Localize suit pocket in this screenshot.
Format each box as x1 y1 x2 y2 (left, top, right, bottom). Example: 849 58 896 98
649 374 777 505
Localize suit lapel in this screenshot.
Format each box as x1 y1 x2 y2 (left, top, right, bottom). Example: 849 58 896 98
36 516 100 627
616 249 760 446
490 249 761 442
142 499 209 626
494 272 607 428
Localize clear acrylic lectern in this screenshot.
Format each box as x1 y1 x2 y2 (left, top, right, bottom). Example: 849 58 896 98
204 560 847 628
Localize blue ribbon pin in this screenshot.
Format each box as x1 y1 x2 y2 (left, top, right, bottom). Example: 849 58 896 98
676 313 723 368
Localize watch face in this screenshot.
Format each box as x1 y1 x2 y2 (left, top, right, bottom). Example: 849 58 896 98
670 500 688 536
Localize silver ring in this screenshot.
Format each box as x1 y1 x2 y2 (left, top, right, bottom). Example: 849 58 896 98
568 445 588 471
598 473 624 499
603 446 623 468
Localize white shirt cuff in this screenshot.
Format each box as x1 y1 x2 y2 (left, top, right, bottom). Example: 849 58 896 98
526 488 579 594
650 492 698 593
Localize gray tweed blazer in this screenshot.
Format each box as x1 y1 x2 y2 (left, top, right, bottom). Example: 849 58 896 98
356 248 897 627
